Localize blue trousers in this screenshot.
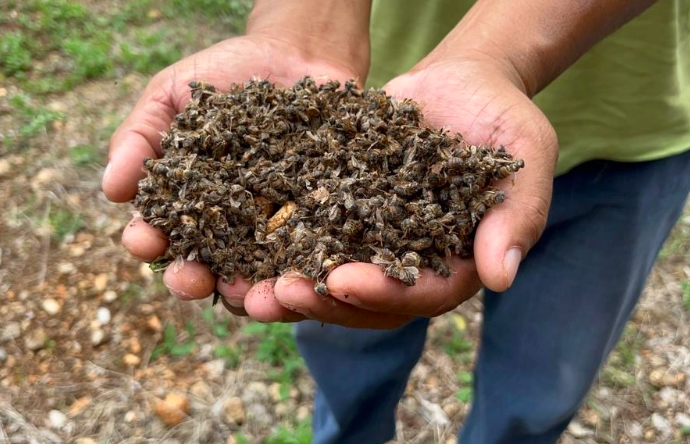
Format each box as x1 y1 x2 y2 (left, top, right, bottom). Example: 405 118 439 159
295 150 690 444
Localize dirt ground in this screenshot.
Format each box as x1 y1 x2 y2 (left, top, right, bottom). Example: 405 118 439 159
1 2 690 443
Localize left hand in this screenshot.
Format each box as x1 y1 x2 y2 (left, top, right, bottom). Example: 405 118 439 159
270 57 558 328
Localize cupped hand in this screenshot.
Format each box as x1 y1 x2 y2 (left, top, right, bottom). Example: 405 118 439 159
273 58 558 326
104 35 363 321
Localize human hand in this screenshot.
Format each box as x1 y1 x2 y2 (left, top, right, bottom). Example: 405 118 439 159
102 34 366 320
272 57 557 327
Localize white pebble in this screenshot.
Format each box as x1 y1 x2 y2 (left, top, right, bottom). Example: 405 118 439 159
96 307 111 325
652 413 672 438
48 410 67 429
42 299 61 315
90 329 106 346
102 290 117 303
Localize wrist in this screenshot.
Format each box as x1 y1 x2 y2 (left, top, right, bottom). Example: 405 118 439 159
246 1 371 81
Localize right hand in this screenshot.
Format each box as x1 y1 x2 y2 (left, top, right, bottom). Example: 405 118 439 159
102 35 361 320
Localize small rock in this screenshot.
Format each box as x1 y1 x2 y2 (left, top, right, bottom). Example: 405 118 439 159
268 382 282 402
190 381 212 400
296 405 311 422
651 413 672 438
1 322 21 342
102 291 117 303
242 381 268 404
0 348 7 363
93 273 109 292
567 420 593 438
68 244 86 257
418 398 449 426
658 387 680 405
204 359 225 379
223 397 245 425
0 158 11 178
649 369 665 387
0 87 6 97
155 393 189 427
139 304 154 314
32 168 63 189
25 327 48 351
90 329 106 346
123 354 140 366
42 299 61 315
129 337 141 354
57 262 76 275
676 412 690 428
139 262 154 280
48 100 68 113
245 403 272 426
444 438 457 444
147 315 163 332
124 411 137 423
95 307 111 325
226 436 238 444
68 397 92 417
147 8 163 19
442 401 461 418
48 410 67 429
626 420 643 439
75 438 98 444
274 402 289 418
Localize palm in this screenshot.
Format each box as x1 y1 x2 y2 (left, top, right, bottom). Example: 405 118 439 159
383 61 558 291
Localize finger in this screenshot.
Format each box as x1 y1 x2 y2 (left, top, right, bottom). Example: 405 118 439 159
473 118 557 292
217 276 253 310
163 260 216 300
323 258 481 317
244 278 307 323
274 273 416 329
121 217 169 261
103 72 180 203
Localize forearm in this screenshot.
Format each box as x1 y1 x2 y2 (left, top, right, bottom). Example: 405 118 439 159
421 0 659 97
247 0 372 79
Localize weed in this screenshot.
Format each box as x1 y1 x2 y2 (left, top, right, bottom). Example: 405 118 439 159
201 306 230 338
233 433 250 444
0 32 32 77
48 208 84 241
151 323 196 359
682 281 690 313
9 94 64 139
243 322 304 396
265 419 313 444
456 370 473 403
213 344 240 369
70 145 101 167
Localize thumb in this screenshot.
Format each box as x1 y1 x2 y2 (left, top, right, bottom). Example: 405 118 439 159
473 121 557 292
102 72 183 202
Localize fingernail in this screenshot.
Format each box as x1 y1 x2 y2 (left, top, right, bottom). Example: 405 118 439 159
223 294 245 308
103 163 112 181
503 248 522 288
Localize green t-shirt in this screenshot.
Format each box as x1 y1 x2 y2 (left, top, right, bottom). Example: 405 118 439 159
368 0 690 175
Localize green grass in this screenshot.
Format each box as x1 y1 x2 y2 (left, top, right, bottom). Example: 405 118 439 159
48 208 84 241
243 322 305 398
265 419 312 444
9 94 64 138
601 326 643 388
455 370 473 403
151 323 196 359
682 281 690 313
0 0 250 94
